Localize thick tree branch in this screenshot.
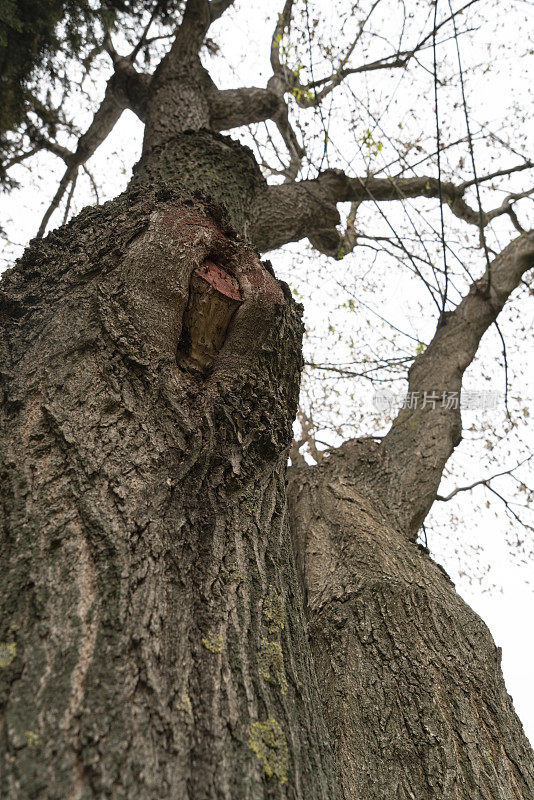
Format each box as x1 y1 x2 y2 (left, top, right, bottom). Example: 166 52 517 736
207 84 303 176
334 201 360 259
375 231 534 537
172 0 212 56
303 234 534 546
163 0 235 60
141 0 233 147
316 170 534 227
270 0 295 81
250 167 534 254
207 87 281 131
110 59 151 121
202 0 303 175
274 107 305 180
209 0 235 23
265 0 304 176
37 79 128 237
250 175 342 253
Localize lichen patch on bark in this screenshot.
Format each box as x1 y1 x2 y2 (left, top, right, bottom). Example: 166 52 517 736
248 718 290 784
0 643 16 668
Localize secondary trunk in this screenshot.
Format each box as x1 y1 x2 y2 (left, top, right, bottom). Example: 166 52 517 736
288 440 534 800
0 132 336 799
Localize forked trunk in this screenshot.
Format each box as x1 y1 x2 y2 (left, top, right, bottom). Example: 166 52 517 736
1 129 533 800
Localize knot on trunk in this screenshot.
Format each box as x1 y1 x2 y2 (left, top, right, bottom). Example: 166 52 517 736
130 130 267 238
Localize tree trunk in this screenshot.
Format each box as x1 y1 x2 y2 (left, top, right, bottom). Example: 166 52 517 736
0 132 336 799
288 441 534 800
1 127 533 800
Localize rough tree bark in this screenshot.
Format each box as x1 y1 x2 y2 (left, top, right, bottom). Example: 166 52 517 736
0 130 340 798
289 444 534 799
1 1 534 799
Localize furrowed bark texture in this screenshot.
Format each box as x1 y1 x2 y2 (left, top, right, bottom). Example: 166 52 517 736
0 133 336 799
288 446 534 800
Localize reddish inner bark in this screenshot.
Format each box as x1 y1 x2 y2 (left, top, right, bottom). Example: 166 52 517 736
195 260 243 301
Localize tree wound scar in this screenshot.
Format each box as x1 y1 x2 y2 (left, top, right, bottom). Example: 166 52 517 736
177 260 243 373
196 261 242 302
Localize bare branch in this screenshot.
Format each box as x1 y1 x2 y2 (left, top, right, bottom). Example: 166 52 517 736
270 0 295 78
305 353 413 382
316 171 518 228
298 52 413 107
291 409 327 467
508 206 526 235
436 456 533 502
103 31 121 65
332 201 359 259
24 128 73 164
130 2 161 61
205 3 304 173
62 169 79 225
376 231 534 538
250 165 534 253
273 106 305 180
485 483 534 533
207 1 300 173
37 169 78 239
82 165 100 204
3 146 41 171
458 161 533 191
37 79 128 237
291 0 481 108
483 188 534 225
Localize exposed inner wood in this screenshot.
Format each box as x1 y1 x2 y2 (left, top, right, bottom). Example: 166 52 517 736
177 260 243 372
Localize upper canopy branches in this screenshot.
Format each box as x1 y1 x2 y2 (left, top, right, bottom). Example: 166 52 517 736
2 0 533 554
1 0 532 254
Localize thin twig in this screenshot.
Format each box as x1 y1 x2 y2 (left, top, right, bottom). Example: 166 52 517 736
436 455 533 501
